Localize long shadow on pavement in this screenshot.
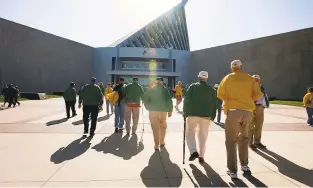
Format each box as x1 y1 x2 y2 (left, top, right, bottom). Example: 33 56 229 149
72 114 111 125
159 147 183 187
50 136 92 164
189 163 229 187
215 122 225 129
92 133 144 160
255 149 313 187
46 118 69 126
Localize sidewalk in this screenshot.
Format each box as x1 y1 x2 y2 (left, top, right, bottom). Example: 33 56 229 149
0 99 312 187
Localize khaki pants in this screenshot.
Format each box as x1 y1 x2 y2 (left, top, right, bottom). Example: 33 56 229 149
125 106 140 133
149 111 167 146
249 105 265 144
225 110 253 173
186 116 211 157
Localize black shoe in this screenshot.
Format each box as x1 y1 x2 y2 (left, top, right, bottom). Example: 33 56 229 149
90 133 95 137
114 128 118 133
199 157 205 163
189 152 199 161
83 130 88 135
67 116 70 119
255 143 267 149
72 114 77 117
249 144 257 151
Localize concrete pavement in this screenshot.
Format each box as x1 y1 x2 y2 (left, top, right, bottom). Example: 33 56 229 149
0 99 312 187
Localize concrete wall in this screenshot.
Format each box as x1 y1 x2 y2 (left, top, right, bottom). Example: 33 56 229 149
190 27 313 100
0 18 94 93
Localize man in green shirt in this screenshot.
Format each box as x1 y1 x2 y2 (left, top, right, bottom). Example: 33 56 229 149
122 77 144 135
143 77 173 150
183 71 217 163
78 77 103 137
63 82 77 118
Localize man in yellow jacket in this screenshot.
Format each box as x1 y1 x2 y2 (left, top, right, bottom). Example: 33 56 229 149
104 83 114 115
303 87 313 126
217 60 263 179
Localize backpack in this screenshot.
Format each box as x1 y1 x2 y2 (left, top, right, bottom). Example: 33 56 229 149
106 91 119 105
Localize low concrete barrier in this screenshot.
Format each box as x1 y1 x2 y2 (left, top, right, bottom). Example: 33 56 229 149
20 92 47 100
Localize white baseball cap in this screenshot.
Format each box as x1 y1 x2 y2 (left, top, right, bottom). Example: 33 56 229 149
198 71 208 79
252 74 261 80
231 60 243 68
214 84 219 88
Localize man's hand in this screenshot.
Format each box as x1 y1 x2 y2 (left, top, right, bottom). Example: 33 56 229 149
168 112 172 117
78 104 81 109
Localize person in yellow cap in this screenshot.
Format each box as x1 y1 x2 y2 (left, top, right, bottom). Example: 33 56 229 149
249 75 268 150
217 60 263 179
303 87 313 126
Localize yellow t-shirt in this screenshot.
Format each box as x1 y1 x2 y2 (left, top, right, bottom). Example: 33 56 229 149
303 93 313 108
217 71 263 113
175 85 183 96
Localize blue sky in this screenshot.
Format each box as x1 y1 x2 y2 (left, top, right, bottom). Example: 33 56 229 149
1 0 313 51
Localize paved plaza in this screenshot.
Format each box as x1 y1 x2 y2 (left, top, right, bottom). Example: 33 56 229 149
0 99 312 187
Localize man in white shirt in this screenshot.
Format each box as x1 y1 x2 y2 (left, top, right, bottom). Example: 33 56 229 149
249 75 267 150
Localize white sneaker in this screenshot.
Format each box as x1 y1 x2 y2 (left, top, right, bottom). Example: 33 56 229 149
227 171 238 179
241 165 251 174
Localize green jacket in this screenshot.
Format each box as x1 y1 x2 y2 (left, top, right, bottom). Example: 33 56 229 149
183 81 217 119
63 87 77 101
143 84 173 112
79 84 103 106
122 82 144 104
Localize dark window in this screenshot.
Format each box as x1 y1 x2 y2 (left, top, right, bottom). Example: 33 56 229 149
173 59 176 72
112 57 116 70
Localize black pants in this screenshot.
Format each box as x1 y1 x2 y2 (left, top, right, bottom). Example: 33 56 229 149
65 101 76 117
14 96 20 105
8 97 15 107
83 105 99 134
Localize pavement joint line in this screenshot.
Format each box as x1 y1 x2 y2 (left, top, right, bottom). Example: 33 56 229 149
158 150 171 187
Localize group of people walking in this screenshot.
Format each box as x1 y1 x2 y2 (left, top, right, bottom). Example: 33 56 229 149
1 84 21 108
65 59 270 180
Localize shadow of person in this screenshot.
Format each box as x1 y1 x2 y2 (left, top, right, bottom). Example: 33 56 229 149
159 147 183 187
72 119 85 125
255 149 313 187
140 151 169 187
189 163 229 187
214 122 225 129
46 118 69 126
50 136 92 164
97 114 111 122
92 133 144 160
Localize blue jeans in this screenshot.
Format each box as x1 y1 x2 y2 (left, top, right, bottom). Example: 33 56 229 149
106 100 113 114
114 102 125 128
306 107 313 125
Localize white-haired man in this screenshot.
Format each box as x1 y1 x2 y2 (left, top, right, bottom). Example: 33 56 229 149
217 60 263 179
183 71 217 163
249 75 268 150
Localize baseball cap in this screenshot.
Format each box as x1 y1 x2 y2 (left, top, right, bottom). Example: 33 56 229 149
156 77 163 81
90 77 96 82
252 74 261 80
198 71 208 79
214 84 219 88
70 82 75 86
231 60 243 68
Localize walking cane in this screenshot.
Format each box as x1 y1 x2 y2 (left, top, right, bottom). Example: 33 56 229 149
183 114 186 164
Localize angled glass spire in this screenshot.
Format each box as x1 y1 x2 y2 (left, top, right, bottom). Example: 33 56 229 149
109 0 190 51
